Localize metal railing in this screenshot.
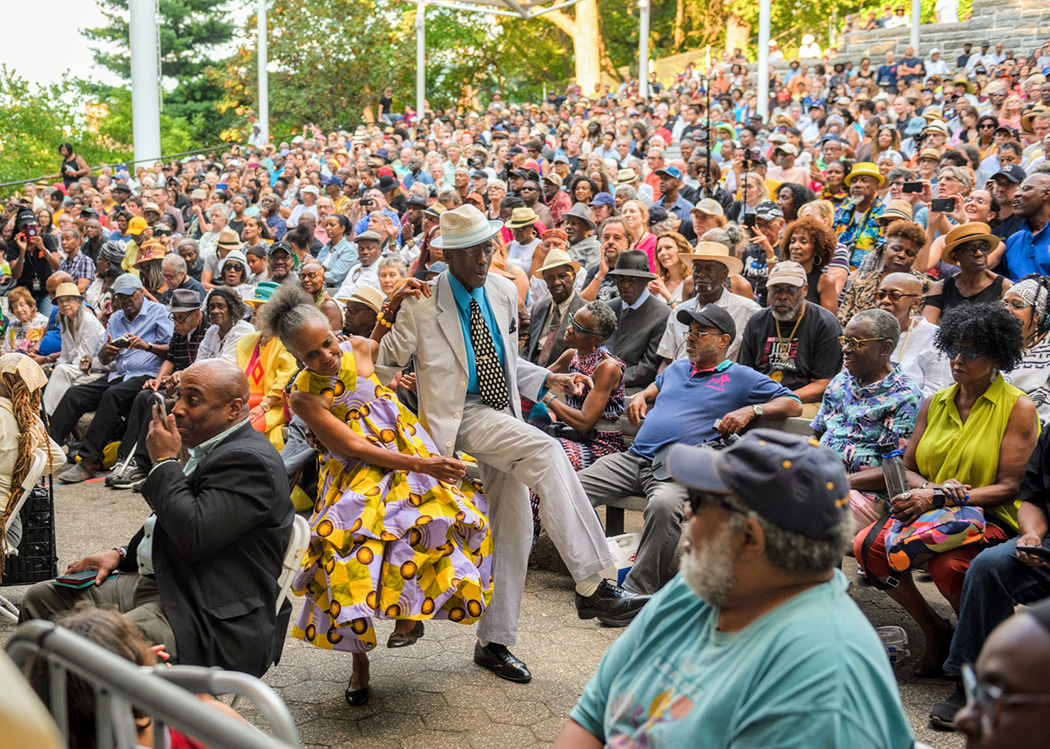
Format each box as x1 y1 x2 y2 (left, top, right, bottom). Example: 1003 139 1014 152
6 619 301 749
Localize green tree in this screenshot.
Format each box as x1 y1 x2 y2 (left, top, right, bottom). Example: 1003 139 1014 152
83 0 236 141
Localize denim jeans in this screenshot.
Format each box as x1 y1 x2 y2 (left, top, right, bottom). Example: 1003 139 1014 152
943 536 1050 675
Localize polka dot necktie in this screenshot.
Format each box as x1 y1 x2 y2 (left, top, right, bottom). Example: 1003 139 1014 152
469 298 509 410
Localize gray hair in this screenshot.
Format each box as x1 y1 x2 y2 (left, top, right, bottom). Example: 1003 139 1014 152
722 493 854 574
585 300 617 339
256 284 330 352
161 253 186 274
177 238 199 254
614 185 637 200
703 224 747 253
208 203 230 220
938 165 973 191
378 256 406 276
850 308 901 347
599 216 628 240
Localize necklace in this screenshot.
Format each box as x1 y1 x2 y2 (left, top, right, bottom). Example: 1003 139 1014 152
896 316 916 361
771 304 806 380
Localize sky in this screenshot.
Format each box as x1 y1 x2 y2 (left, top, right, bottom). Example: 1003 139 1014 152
0 2 118 87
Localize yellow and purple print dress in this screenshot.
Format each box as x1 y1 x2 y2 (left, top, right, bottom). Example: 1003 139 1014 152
290 343 493 653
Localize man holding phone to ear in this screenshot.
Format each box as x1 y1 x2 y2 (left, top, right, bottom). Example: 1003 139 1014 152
19 359 295 678
928 424 1050 727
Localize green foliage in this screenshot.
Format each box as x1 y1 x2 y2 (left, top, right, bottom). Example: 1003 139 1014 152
83 0 237 142
0 67 195 187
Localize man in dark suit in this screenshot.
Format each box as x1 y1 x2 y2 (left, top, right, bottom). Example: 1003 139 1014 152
604 250 670 389
524 247 586 367
20 359 294 678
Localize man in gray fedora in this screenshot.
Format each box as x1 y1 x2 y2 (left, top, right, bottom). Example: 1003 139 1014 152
563 202 601 270
376 204 648 684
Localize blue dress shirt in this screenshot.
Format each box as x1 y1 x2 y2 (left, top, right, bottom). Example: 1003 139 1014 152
448 274 505 395
106 298 174 381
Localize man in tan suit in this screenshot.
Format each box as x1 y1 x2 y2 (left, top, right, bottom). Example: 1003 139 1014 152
377 205 648 683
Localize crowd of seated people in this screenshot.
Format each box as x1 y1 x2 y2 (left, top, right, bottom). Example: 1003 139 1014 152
6 40 1050 742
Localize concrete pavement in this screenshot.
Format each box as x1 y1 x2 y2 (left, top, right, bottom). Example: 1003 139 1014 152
1 478 964 748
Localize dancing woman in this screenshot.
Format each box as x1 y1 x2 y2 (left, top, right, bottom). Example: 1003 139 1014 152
257 285 493 706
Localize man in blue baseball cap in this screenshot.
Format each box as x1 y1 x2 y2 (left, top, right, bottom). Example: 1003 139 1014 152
588 192 615 224
577 303 801 605
558 431 915 749
655 166 695 237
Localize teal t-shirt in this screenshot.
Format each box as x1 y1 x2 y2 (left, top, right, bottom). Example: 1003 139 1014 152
570 571 914 749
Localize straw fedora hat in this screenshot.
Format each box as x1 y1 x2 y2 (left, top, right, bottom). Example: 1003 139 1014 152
430 204 503 250
216 227 244 251
134 240 167 265
1021 106 1050 135
53 282 82 300
504 206 540 230
879 199 913 223
679 241 744 275
943 222 999 265
845 162 885 186
533 248 582 277
615 168 639 186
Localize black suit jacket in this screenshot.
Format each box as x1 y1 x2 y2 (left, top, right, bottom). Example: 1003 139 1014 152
606 294 671 388
121 420 294 677
525 293 586 366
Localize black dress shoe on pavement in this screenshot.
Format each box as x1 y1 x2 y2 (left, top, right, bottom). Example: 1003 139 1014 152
575 579 651 628
473 641 532 683
344 685 370 706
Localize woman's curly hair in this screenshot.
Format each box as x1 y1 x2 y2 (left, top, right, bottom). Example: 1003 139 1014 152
780 216 836 269
936 302 1025 372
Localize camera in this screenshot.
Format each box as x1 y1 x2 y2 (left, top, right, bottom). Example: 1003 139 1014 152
930 198 955 213
25 223 38 239
902 182 923 194
112 335 133 349
360 198 374 207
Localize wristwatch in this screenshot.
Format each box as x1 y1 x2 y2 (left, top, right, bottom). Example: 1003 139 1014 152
751 404 763 418
259 401 272 413
932 487 946 509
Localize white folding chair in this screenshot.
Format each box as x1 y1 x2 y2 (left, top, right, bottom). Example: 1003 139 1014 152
275 515 310 616
231 514 309 709
1 451 51 623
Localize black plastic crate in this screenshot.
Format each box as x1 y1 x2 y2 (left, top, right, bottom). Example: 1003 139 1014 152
3 482 57 586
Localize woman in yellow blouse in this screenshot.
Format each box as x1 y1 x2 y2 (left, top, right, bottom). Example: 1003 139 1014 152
854 303 1038 678
238 281 297 449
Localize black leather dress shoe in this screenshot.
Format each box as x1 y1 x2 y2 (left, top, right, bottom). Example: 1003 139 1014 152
345 685 370 706
575 579 651 627
473 641 532 683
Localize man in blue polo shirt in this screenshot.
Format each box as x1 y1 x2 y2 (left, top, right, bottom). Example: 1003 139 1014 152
577 304 802 607
999 173 1050 281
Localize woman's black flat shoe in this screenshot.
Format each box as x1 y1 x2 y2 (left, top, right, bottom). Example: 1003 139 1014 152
387 620 424 648
344 685 370 706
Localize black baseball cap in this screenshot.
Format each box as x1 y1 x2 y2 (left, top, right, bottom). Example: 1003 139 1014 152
666 430 849 539
676 303 736 343
991 164 1026 184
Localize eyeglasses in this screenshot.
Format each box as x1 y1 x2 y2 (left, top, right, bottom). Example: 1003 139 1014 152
453 242 496 261
962 663 1050 734
567 312 602 336
839 335 887 349
168 311 198 324
687 490 748 516
685 328 722 340
1003 298 1031 311
944 346 981 362
874 289 920 302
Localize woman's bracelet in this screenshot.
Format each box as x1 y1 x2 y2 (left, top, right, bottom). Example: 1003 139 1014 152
376 314 393 329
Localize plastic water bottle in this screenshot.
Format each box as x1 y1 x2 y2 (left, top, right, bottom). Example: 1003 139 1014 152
877 625 910 665
882 448 909 500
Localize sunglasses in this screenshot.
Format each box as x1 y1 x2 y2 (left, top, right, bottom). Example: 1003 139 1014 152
962 663 1050 735
687 490 747 516
944 346 981 363
874 289 920 302
568 312 601 336
979 123 997 129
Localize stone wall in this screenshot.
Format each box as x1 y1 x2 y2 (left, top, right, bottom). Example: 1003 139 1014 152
836 0 1049 62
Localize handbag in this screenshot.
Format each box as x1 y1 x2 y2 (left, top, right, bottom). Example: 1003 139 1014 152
884 505 986 573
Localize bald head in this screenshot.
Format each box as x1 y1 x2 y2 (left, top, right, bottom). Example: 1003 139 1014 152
882 272 922 293
173 359 250 447
189 358 250 404
47 272 75 294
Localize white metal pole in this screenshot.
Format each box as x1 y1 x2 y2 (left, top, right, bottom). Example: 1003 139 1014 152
910 0 921 53
638 0 650 100
257 0 269 145
416 1 426 123
757 0 770 120
129 0 161 168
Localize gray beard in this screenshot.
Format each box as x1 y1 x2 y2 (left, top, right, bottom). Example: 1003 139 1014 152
771 304 802 323
680 525 738 609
